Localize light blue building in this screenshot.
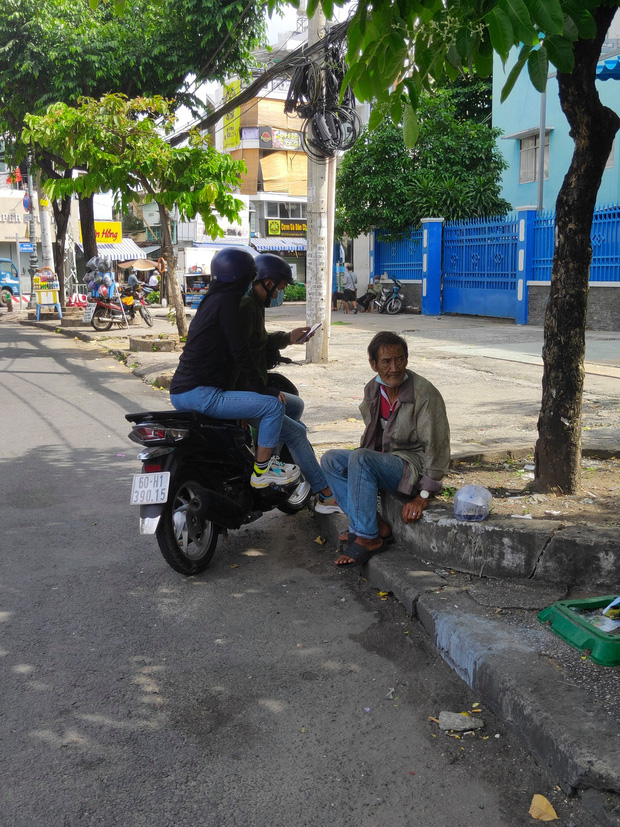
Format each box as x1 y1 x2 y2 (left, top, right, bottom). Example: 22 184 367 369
493 36 620 211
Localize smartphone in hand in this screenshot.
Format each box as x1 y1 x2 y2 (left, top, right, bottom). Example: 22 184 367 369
298 322 322 344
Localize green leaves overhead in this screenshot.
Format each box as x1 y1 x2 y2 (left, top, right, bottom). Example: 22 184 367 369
320 0 600 138
23 94 245 234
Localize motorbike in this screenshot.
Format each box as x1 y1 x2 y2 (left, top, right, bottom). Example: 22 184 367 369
87 286 153 331
374 275 405 315
126 405 312 576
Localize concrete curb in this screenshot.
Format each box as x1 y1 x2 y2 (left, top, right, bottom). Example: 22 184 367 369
361 555 620 804
381 497 620 592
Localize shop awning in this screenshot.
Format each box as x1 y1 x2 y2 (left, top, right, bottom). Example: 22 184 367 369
597 55 620 81
76 237 146 261
250 237 307 252
193 239 251 248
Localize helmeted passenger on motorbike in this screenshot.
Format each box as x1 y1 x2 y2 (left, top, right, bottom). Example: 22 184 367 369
234 253 341 513
169 247 299 489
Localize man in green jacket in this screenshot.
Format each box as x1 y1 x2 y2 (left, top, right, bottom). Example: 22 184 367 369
236 253 340 513
321 330 450 566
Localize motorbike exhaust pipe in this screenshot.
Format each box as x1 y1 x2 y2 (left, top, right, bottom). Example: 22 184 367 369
187 485 246 531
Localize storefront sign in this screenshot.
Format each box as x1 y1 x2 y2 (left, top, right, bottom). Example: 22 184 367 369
79 221 122 244
266 219 307 237
223 80 241 150
259 127 301 150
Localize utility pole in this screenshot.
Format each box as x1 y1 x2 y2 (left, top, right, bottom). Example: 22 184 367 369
305 8 333 363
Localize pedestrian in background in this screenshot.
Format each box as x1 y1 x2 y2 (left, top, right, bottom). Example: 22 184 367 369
342 263 359 314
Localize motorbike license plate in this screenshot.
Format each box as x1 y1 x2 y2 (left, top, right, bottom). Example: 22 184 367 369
130 472 170 505
82 303 96 322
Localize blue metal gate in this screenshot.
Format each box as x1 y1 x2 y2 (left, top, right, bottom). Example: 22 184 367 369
374 229 423 280
442 216 519 318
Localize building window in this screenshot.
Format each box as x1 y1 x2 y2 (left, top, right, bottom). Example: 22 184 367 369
519 134 549 184
265 201 307 219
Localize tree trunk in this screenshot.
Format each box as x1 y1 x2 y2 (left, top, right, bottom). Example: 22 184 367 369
534 6 620 493
79 194 98 263
51 194 72 308
157 201 188 338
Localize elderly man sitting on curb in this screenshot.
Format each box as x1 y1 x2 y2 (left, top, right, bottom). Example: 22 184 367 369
320 331 450 566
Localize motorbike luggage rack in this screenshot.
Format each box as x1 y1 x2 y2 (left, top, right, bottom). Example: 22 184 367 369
125 410 244 429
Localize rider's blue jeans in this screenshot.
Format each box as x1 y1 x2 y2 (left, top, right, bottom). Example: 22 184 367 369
170 386 284 449
321 448 405 538
272 393 328 493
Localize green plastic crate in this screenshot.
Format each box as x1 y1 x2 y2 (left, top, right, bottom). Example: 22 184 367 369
538 596 620 667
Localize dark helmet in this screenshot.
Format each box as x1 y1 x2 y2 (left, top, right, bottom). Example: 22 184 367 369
254 253 294 286
210 247 256 284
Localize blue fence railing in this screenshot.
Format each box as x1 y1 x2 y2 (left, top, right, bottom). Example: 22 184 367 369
373 204 620 322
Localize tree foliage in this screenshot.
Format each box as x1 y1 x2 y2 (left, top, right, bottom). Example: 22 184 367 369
336 90 509 239
0 0 267 143
23 94 247 336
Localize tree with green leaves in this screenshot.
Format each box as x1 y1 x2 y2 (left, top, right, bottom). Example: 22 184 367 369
0 0 267 288
23 95 246 337
305 0 619 494
335 90 509 239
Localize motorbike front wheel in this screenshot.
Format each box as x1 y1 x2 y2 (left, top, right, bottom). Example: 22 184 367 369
385 297 402 315
156 478 219 575
139 305 154 327
91 305 114 331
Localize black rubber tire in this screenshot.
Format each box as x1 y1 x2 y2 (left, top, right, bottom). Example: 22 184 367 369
140 305 154 327
385 297 402 315
277 474 312 514
91 305 114 331
1 288 12 308
155 478 219 575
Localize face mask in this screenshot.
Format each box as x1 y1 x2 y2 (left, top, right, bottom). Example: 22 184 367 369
269 289 284 308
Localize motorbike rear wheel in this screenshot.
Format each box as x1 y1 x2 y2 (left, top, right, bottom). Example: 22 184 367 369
91 305 114 331
156 477 219 575
385 297 402 315
139 305 154 327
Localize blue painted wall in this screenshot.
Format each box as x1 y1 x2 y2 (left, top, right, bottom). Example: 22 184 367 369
493 50 620 211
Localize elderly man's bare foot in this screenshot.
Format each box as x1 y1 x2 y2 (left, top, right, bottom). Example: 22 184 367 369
335 535 384 566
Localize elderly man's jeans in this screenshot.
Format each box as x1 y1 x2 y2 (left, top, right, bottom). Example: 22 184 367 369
321 448 405 539
170 386 284 448
252 392 328 493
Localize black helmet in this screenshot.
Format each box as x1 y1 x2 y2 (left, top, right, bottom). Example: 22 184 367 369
254 253 294 285
210 247 256 284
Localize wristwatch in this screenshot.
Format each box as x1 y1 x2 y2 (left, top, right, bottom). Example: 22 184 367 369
419 489 430 500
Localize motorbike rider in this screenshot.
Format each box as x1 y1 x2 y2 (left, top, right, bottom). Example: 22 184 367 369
169 247 300 490
235 253 341 513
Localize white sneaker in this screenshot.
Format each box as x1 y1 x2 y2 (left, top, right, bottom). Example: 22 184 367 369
251 457 301 489
314 493 344 514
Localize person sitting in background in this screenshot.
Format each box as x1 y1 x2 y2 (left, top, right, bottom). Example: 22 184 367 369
357 276 382 312
148 271 159 289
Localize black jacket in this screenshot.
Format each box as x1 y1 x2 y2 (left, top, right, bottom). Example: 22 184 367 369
170 280 278 397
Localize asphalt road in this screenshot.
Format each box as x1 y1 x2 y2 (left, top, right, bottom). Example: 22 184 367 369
1 323 594 826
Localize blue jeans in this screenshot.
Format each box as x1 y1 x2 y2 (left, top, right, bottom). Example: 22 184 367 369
170 386 284 449
251 392 328 493
321 448 405 539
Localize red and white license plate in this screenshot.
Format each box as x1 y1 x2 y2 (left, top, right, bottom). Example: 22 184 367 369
130 472 170 505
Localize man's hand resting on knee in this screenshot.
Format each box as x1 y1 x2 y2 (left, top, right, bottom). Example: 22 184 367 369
402 494 429 524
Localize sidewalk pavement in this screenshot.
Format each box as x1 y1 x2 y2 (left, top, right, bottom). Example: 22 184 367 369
8 304 620 821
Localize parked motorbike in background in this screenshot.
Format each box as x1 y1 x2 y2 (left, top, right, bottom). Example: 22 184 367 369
85 259 153 330
375 275 405 315
126 407 312 575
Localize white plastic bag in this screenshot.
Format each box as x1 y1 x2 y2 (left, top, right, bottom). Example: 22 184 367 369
454 484 493 522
